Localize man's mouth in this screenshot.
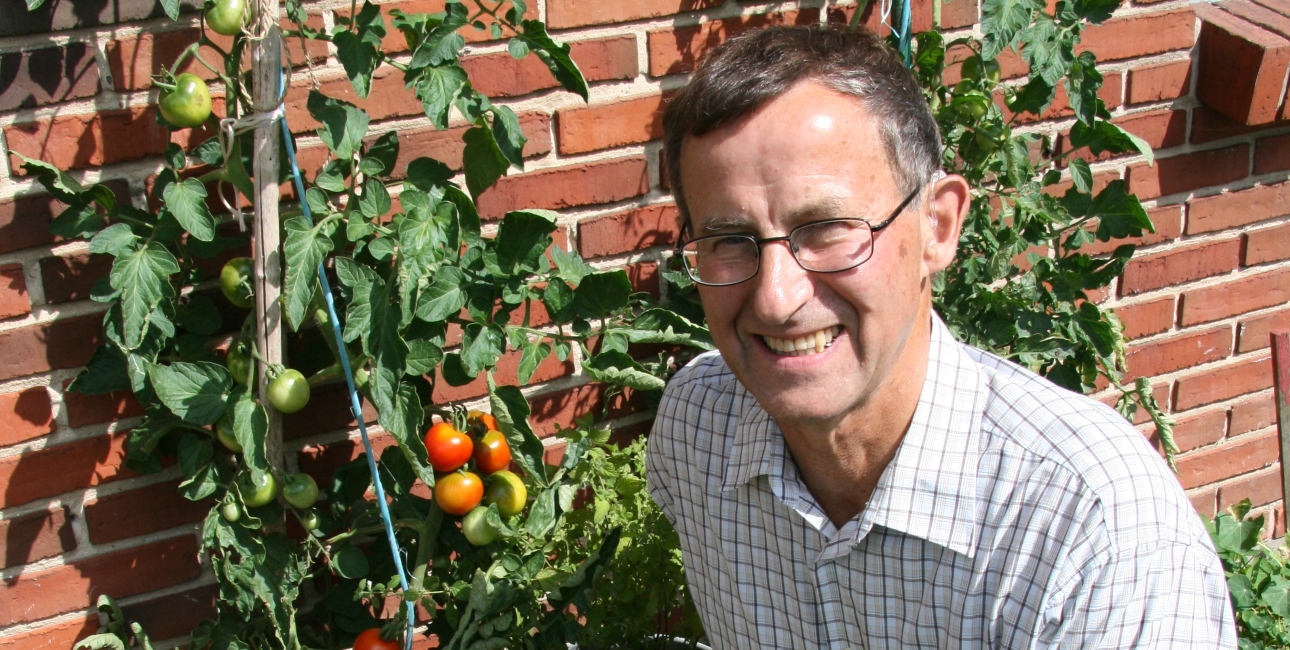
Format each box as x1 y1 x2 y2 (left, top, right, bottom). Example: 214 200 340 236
761 326 842 357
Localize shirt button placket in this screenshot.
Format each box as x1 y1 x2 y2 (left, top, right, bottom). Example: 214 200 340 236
815 560 849 649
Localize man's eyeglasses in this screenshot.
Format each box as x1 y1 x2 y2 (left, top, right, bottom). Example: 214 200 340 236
676 187 922 287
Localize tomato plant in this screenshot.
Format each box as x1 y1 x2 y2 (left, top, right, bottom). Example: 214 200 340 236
205 0 247 36
473 429 512 475
267 369 309 413
159 73 212 128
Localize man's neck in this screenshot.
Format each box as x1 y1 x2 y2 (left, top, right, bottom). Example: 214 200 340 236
777 313 933 529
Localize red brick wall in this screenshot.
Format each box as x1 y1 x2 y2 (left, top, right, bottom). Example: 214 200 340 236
0 0 1286 646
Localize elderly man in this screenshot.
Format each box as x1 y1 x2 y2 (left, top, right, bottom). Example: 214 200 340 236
646 25 1236 648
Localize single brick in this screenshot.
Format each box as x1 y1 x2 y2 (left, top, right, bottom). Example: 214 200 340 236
0 535 201 626
83 478 212 544
647 9 822 77
1219 465 1284 510
1194 6 1290 124
940 0 978 28
0 616 96 650
1079 9 1196 62
1243 221 1290 265
1124 326 1233 381
1181 267 1290 325
547 0 724 29
462 36 638 98
1119 238 1241 295
0 264 30 320
1189 106 1266 145
1190 489 1217 518
1255 132 1290 173
557 94 666 155
0 0 201 36
1174 354 1273 411
1231 391 1276 434
475 156 650 220
0 506 76 570
62 385 146 429
0 431 135 509
1126 144 1250 200
1237 308 1290 353
0 387 55 447
1171 408 1228 453
39 252 113 305
1188 181 1290 233
1126 59 1193 105
1115 296 1176 340
1176 428 1279 489
0 314 102 382
0 42 100 111
6 105 173 172
578 203 681 258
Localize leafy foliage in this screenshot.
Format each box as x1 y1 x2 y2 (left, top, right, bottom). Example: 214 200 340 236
1208 501 1289 648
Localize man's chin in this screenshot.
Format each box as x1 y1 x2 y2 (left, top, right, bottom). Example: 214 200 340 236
741 382 857 429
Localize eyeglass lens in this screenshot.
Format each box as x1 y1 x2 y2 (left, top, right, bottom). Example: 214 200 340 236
680 220 875 286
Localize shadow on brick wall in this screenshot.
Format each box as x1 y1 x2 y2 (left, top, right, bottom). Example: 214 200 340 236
0 0 201 38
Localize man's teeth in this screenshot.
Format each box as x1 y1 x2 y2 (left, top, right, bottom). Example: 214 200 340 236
762 326 842 356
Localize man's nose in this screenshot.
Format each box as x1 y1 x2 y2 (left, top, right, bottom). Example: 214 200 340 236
749 240 812 324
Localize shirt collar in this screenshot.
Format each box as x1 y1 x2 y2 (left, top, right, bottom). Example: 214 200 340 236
720 314 987 558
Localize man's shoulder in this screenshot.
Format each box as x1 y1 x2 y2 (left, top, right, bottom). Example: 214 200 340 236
964 345 1205 548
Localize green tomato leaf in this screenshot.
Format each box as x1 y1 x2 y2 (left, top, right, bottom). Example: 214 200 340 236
283 215 337 332
68 346 132 395
358 177 391 219
584 350 666 391
524 487 558 537
13 152 85 202
405 339 444 376
231 388 272 485
111 242 180 350
494 209 557 276
573 270 632 319
1090 180 1152 241
1067 120 1154 165
491 105 527 169
414 64 469 130
542 279 575 322
516 338 550 385
487 377 548 487
461 322 506 376
147 361 232 425
1264 577 1290 617
550 244 594 284
333 30 381 98
416 267 467 322
517 20 588 100
1018 16 1073 88
176 294 222 335
89 223 138 256
332 546 370 579
50 200 105 239
307 91 371 159
406 157 455 191
463 125 511 199
981 0 1044 60
365 131 400 177
1228 574 1257 610
177 432 214 480
1068 158 1093 193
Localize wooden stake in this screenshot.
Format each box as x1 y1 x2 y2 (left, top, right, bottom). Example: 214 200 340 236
252 11 284 467
1273 331 1290 520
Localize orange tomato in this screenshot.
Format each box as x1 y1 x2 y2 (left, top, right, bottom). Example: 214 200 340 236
425 421 473 473
473 430 512 474
435 471 484 516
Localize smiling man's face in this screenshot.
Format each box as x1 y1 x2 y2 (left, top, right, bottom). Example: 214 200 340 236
679 81 936 429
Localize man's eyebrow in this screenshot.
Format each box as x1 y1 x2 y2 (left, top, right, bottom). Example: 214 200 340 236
698 216 758 234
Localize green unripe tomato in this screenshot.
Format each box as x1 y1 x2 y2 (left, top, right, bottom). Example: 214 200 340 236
225 338 254 387
220 257 255 309
982 58 1002 83
221 500 241 522
215 417 242 453
205 0 247 36
159 73 212 129
960 55 985 82
300 508 320 531
282 472 319 509
461 506 497 546
267 369 310 414
237 470 279 508
953 79 975 95
955 92 991 120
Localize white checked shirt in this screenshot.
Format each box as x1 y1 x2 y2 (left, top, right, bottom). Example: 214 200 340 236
647 315 1237 649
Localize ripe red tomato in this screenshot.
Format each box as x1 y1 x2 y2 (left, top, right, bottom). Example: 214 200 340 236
353 628 399 650
425 422 472 473
473 430 511 475
435 471 483 516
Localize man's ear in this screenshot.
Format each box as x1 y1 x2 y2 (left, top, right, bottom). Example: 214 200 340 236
922 173 970 275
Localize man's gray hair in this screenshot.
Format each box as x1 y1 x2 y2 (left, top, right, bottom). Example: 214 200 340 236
662 25 943 225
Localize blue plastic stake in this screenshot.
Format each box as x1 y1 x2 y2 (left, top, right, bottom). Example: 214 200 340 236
279 115 417 650
898 0 913 66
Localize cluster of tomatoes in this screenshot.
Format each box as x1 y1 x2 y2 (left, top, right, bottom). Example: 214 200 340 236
221 258 312 414
426 411 528 546
156 0 249 128
215 415 322 531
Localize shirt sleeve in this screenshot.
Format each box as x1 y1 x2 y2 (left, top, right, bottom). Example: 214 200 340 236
1037 539 1238 649
646 389 679 526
